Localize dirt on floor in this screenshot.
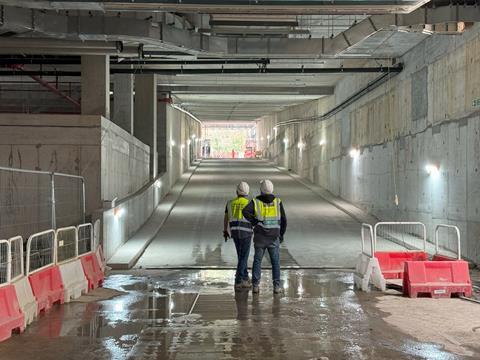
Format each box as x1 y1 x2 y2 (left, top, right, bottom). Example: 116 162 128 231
375 294 480 357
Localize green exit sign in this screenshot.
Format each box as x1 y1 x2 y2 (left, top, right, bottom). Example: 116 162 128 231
473 99 480 108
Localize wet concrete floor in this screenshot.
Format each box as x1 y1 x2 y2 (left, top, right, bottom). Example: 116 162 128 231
136 160 403 269
1 269 476 360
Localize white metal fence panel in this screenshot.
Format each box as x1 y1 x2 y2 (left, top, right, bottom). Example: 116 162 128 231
0 240 11 285
361 223 375 257
77 223 93 256
26 229 56 275
54 174 85 229
93 219 101 250
0 168 53 240
374 222 427 251
56 227 78 264
9 236 23 282
435 224 461 260
0 166 85 241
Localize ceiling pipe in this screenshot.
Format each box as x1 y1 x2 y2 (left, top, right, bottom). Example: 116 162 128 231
0 65 402 77
0 57 271 66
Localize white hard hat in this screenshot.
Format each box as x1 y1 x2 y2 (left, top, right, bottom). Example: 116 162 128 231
260 179 274 194
236 181 250 196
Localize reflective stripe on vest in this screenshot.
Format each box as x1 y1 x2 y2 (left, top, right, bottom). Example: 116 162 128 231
227 197 253 233
254 197 281 230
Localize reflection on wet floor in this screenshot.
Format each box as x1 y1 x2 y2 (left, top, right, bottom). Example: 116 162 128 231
0 270 471 360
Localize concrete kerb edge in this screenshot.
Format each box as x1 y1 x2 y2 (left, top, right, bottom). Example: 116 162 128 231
110 160 202 270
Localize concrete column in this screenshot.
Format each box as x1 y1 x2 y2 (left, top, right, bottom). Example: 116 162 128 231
113 74 134 134
134 74 158 179
81 55 110 118
157 100 168 174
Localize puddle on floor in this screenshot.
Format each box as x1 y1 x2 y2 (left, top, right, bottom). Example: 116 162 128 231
0 270 473 360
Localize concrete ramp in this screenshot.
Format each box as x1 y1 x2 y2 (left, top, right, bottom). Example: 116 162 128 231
136 159 367 269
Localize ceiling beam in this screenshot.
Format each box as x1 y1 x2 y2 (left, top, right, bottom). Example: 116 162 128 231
0 1 432 15
160 85 334 95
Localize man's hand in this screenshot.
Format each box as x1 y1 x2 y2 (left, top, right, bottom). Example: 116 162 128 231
223 230 230 242
279 235 284 244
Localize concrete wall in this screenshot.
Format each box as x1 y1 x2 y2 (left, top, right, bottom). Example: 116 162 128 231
0 114 102 240
166 105 201 187
0 114 151 240
101 118 150 201
258 24 480 263
102 104 201 260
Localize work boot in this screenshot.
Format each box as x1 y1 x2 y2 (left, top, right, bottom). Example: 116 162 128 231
234 282 243 290
273 286 283 295
241 280 252 288
252 285 260 294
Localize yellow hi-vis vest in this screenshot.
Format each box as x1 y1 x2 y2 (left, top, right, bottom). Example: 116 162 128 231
253 197 281 230
227 197 253 238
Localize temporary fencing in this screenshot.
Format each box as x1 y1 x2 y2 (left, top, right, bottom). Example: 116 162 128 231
56 227 78 263
0 240 10 285
0 166 85 241
26 230 56 274
78 223 93 256
374 221 427 251
57 226 88 302
0 220 105 343
354 224 385 292
434 224 461 260
0 240 25 342
26 229 64 313
356 221 472 298
9 236 23 282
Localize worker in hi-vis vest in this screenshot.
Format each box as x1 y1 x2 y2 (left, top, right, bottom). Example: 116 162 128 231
224 182 253 290
242 179 287 295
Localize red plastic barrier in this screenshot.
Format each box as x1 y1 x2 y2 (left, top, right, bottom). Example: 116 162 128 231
28 265 64 313
0 284 25 342
403 260 472 298
432 254 457 262
375 251 428 279
80 253 104 290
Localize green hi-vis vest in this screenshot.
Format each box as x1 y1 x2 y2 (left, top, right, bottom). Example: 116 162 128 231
227 197 253 238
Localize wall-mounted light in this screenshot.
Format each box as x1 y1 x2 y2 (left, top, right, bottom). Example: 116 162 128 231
349 148 360 158
155 179 162 188
319 140 326 146
267 135 271 140
297 141 305 150
283 138 288 144
170 140 175 146
425 164 440 176
191 134 196 139
113 206 125 218
187 139 191 146
260 137 264 141
181 144 185 149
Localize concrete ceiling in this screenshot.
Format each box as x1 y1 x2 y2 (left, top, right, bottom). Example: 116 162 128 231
0 0 475 122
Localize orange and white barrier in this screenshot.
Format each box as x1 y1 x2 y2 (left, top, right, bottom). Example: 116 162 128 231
9 236 37 328
56 227 88 303
78 222 104 290
0 221 105 343
0 240 25 341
